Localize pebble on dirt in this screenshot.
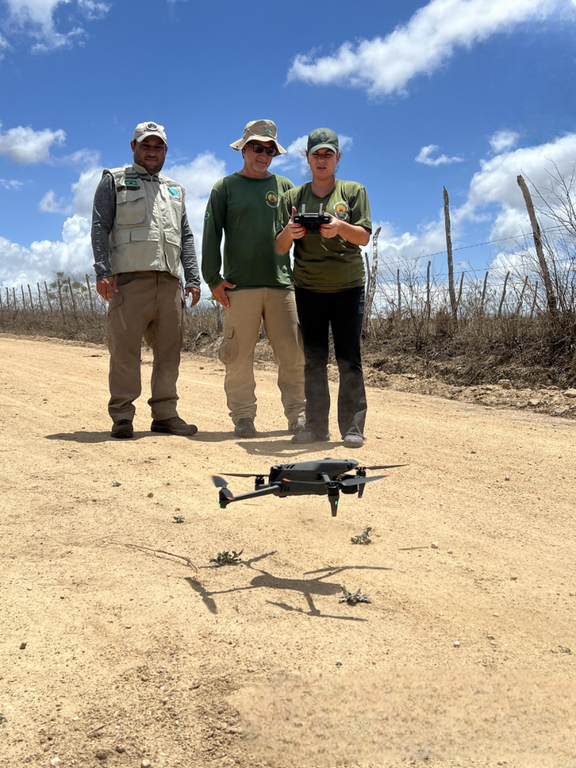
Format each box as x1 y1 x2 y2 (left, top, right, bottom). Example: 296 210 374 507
431 542 439 549
454 641 461 647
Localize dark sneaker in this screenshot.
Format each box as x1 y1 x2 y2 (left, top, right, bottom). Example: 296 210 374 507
291 429 330 444
234 418 256 438
343 433 364 449
111 419 134 439
289 418 307 435
151 417 198 436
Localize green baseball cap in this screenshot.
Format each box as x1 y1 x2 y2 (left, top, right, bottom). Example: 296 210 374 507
307 128 339 154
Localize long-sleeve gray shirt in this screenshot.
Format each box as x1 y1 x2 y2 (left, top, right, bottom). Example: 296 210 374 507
91 171 200 288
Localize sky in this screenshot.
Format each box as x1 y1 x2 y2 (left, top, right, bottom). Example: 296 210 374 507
1 0 576 296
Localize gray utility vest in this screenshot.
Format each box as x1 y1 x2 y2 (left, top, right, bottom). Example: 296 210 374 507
105 163 185 280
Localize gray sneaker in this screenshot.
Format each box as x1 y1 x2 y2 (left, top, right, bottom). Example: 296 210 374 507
111 419 133 439
289 418 306 435
234 418 256 438
343 433 364 448
291 429 330 444
151 417 198 436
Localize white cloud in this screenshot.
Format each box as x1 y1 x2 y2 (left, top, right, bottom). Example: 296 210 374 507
489 129 520 154
0 178 23 189
287 0 563 97
415 144 463 166
0 215 93 288
39 189 71 213
0 121 66 164
3 0 109 52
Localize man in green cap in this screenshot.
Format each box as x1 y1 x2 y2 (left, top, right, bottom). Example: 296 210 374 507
202 119 305 438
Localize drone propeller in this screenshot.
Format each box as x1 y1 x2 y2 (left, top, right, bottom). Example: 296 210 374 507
212 475 234 499
357 463 408 471
339 474 387 487
219 472 264 478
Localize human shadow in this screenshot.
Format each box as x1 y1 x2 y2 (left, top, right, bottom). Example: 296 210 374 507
45 430 204 443
185 551 392 620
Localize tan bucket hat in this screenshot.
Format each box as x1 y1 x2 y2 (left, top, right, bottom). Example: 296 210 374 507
132 121 168 145
230 119 286 154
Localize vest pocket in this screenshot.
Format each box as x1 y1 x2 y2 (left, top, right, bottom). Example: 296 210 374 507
116 188 147 226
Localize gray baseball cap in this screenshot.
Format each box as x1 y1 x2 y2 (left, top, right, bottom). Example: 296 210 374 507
307 128 339 154
132 121 168 145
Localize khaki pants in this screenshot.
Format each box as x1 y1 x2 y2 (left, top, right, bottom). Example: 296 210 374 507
219 288 305 425
106 271 183 423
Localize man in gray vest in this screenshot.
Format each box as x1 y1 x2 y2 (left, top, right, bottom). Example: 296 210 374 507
92 121 201 439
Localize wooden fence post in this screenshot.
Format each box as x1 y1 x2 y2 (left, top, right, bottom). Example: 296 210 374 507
27 284 34 312
37 283 43 312
530 281 539 318
426 261 431 320
85 275 94 314
44 281 53 313
443 186 458 322
57 280 65 319
363 226 381 335
12 287 17 309
67 277 78 320
5 287 9 309
498 272 510 317
481 271 489 315
396 269 401 320
515 276 529 316
517 174 558 314
21 285 26 310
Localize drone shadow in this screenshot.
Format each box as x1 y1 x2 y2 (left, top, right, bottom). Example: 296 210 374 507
185 551 392 620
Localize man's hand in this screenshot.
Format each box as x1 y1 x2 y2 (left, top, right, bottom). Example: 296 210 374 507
96 276 118 301
185 286 201 307
211 280 236 309
319 215 341 239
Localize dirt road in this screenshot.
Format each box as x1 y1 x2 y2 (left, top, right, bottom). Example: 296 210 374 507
1 334 576 768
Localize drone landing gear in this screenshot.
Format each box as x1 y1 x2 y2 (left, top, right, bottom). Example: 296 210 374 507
328 488 339 516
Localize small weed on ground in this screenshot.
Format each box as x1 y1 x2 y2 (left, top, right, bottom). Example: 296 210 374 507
351 526 373 545
340 586 371 605
210 550 243 567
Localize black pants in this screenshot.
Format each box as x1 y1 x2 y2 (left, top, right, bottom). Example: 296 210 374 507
295 285 367 438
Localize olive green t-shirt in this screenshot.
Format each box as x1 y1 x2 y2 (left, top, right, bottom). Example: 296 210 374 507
279 179 372 292
202 172 294 291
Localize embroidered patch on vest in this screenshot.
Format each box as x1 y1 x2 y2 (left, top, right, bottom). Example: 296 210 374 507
167 187 179 197
123 179 140 189
266 191 279 208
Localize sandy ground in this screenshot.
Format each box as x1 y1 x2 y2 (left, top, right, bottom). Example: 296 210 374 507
1 334 576 768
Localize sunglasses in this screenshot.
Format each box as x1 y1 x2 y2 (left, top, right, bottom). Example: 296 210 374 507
248 143 276 157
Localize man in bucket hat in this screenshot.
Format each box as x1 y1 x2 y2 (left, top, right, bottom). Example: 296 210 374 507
202 119 305 438
92 121 201 439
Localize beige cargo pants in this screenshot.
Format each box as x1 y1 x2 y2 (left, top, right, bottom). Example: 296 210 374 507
106 271 183 423
219 287 305 426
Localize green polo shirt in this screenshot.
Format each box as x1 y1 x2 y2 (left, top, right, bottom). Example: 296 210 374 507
202 172 294 291
279 179 372 292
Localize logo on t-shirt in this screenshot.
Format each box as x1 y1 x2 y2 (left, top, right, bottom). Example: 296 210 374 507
205 210 211 221
266 191 279 208
334 201 348 220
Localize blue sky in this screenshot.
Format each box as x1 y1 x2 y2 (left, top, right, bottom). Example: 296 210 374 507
1 0 576 294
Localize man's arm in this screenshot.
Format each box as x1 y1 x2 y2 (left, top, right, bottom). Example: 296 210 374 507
181 209 201 307
201 184 236 308
91 173 119 301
